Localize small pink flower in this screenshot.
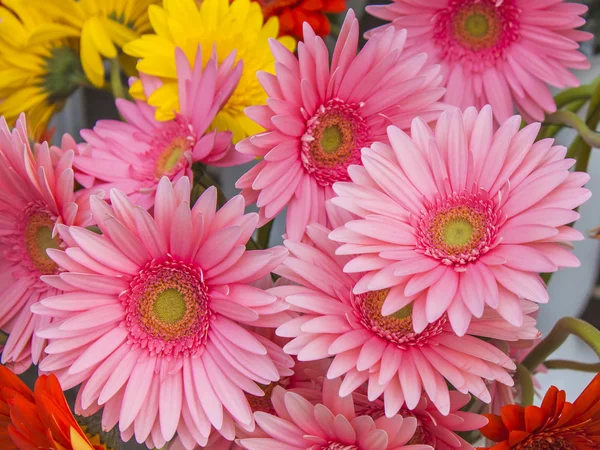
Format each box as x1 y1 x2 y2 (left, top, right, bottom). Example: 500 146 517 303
353 389 488 449
330 106 590 334
0 115 91 373
275 224 539 415
366 0 591 123
240 376 435 450
235 9 445 241
32 177 290 449
75 46 252 209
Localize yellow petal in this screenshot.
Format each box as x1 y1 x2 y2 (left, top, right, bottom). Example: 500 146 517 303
148 82 179 120
128 79 147 101
101 17 139 48
69 427 94 450
86 16 117 58
80 22 106 87
148 4 172 39
278 35 297 53
27 24 81 47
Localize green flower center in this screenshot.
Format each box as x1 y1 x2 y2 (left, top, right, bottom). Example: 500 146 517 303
320 125 343 154
43 47 86 102
464 13 489 38
443 218 474 246
153 288 187 324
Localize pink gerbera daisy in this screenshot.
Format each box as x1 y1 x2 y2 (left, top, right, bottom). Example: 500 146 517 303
235 9 445 241
366 0 591 123
0 115 92 373
74 46 252 209
31 177 290 449
275 223 540 415
240 376 435 450
329 106 590 334
353 389 488 449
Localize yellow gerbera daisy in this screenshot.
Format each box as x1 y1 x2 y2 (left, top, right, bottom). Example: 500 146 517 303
124 0 296 142
0 2 85 139
23 0 160 88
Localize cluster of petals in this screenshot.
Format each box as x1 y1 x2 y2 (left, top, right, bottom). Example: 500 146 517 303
352 388 488 449
240 376 435 450
366 0 592 123
329 106 590 335
0 115 92 373
481 373 600 449
274 223 540 415
235 9 445 241
74 46 252 209
31 177 292 449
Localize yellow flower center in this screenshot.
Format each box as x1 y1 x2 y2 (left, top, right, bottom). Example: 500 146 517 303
443 217 475 246
24 211 61 275
155 141 186 177
153 289 187 324
320 125 343 154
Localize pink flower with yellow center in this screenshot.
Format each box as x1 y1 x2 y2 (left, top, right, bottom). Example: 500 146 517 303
235 9 445 241
275 223 540 415
240 376 435 450
31 177 290 449
0 115 92 374
366 0 591 123
329 106 590 334
74 46 252 210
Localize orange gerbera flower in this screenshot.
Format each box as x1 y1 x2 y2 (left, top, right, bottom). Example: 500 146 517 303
480 373 600 449
0 365 103 450
254 0 346 38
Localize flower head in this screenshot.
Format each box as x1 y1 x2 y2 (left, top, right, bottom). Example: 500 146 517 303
0 365 103 450
0 3 85 139
254 0 346 38
366 0 591 123
32 176 290 449
0 115 91 373
24 0 159 87
74 46 251 209
124 0 296 142
480 373 600 449
236 10 445 241
353 389 488 449
330 106 590 334
275 223 540 415
240 376 435 450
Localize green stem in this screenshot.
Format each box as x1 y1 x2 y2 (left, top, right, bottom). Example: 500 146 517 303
522 317 600 372
516 363 534 407
554 84 596 109
0 330 7 346
257 220 274 249
199 172 228 207
544 359 600 372
539 99 587 140
544 110 600 148
109 58 126 99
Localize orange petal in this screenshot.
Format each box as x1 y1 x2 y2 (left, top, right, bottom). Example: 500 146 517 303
524 405 546 432
573 373 600 418
508 430 530 447
480 414 509 442
501 405 526 431
540 385 558 418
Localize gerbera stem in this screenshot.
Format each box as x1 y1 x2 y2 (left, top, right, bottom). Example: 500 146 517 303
544 110 600 149
522 317 600 373
0 330 7 346
516 363 534 407
544 359 600 372
257 220 274 249
540 100 587 139
109 58 126 99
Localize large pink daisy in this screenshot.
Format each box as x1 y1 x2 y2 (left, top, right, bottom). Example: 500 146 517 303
235 9 445 241
275 223 540 415
240 376 435 450
0 114 92 373
32 177 290 449
329 106 590 334
353 389 487 449
74 46 252 209
366 0 591 123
